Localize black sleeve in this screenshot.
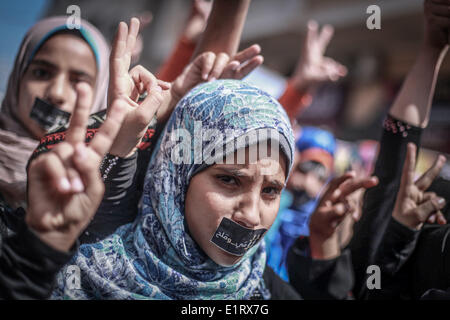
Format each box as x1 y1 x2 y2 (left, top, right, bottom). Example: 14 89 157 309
79 152 139 244
0 208 76 300
262 265 302 300
349 115 422 298
420 288 450 300
410 225 450 299
286 237 354 300
368 218 420 299
375 218 420 276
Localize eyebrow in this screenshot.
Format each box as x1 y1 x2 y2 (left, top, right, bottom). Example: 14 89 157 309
214 166 251 177
29 59 57 69
214 166 286 188
266 179 285 189
29 58 96 82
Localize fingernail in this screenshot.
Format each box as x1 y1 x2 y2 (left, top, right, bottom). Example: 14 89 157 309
71 178 85 192
208 77 216 82
155 86 162 92
438 197 446 206
202 74 209 80
60 178 71 191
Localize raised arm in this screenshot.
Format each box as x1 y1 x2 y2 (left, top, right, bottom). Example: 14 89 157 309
0 81 127 299
192 0 251 58
157 0 212 82
389 0 449 127
350 0 450 298
279 20 347 121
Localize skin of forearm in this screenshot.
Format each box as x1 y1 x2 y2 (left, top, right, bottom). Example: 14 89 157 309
192 0 251 58
389 44 448 128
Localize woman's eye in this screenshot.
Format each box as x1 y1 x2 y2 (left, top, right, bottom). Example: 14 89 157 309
32 68 50 79
70 75 92 86
217 175 238 186
262 186 281 197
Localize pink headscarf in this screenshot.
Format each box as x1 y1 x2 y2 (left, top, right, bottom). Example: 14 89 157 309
0 16 110 209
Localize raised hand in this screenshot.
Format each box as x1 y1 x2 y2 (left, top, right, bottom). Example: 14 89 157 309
309 172 379 259
171 44 263 101
424 0 450 50
108 18 170 157
392 143 447 230
291 20 347 92
26 83 127 252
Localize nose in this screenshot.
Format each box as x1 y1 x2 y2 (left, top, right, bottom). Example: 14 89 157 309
232 192 261 229
45 74 68 109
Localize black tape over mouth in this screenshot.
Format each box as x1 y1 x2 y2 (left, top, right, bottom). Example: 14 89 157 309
210 217 267 256
29 98 71 132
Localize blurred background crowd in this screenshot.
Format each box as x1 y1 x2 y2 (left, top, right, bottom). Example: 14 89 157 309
0 0 449 178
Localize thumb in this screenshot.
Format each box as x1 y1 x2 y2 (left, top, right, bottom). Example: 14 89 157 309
140 85 163 121
414 196 446 223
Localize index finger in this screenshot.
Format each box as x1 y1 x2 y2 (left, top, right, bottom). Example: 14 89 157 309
331 176 379 203
88 99 127 160
110 21 128 75
319 172 355 203
233 44 261 63
415 154 447 191
65 83 92 146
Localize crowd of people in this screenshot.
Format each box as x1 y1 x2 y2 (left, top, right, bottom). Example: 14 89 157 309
0 0 449 300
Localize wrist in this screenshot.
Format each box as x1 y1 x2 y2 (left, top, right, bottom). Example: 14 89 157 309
27 223 77 253
419 43 448 63
109 145 138 158
290 74 315 95
309 231 341 260
392 211 422 231
423 30 450 55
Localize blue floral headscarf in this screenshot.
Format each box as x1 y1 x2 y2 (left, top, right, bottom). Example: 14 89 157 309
52 80 295 300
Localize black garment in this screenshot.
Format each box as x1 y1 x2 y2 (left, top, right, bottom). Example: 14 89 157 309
0 207 75 299
369 217 421 299
79 152 139 243
287 237 354 300
349 115 422 299
411 225 450 299
261 265 302 300
371 217 450 300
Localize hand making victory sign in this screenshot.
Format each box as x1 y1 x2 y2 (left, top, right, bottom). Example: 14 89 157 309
392 143 447 230
26 83 127 252
309 172 379 259
107 18 170 158
291 20 347 92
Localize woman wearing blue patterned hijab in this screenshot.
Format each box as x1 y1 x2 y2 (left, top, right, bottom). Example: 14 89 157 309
52 79 295 299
